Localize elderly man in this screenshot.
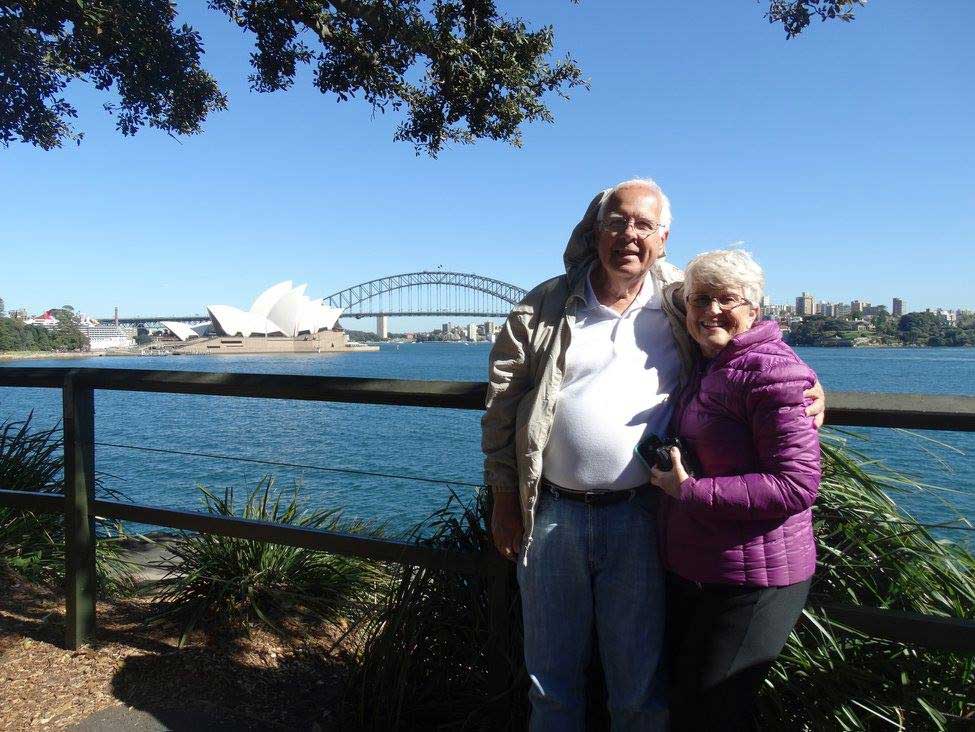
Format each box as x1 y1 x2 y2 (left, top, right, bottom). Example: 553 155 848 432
482 179 822 730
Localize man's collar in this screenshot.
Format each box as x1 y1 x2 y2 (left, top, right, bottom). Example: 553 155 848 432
582 266 659 315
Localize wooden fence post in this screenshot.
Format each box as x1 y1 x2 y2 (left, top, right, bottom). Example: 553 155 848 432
63 370 96 650
486 536 518 728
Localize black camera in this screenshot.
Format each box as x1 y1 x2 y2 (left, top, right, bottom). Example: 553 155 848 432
635 434 686 472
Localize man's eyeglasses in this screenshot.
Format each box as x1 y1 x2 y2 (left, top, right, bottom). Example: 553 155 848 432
686 293 752 311
600 214 663 240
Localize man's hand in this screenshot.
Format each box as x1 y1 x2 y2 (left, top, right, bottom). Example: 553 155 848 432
804 380 827 429
649 447 689 499
491 492 524 562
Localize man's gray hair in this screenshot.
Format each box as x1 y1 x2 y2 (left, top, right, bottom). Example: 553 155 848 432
596 178 673 231
684 249 765 305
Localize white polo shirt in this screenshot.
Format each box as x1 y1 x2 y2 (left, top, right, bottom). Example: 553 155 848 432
541 269 682 492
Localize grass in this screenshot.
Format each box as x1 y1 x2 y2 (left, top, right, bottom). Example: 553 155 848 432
148 476 387 647
0 414 133 594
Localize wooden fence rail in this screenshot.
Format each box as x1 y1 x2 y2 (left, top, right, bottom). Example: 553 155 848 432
1 366 974 662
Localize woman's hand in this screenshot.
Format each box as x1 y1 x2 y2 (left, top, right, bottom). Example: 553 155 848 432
649 447 689 499
804 380 826 428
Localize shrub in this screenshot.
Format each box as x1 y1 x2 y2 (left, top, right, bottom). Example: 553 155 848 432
761 433 975 730
149 477 386 646
0 414 133 594
337 490 524 731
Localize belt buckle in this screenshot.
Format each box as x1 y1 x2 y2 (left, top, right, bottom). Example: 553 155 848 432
583 491 605 505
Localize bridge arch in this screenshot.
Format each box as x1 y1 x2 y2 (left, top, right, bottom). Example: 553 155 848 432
323 271 528 318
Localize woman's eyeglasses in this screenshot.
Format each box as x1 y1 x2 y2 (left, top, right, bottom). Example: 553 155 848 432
686 293 752 311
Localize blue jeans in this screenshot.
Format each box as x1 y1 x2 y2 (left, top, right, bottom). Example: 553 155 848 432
517 489 668 731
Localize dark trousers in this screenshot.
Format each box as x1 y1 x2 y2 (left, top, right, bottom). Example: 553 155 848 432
666 573 811 732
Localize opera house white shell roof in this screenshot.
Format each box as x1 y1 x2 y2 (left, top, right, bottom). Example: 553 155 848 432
162 281 343 341
160 321 207 341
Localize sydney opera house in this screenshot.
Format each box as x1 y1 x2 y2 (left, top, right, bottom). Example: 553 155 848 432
160 281 362 355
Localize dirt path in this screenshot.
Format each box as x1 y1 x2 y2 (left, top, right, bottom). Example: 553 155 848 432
0 570 349 731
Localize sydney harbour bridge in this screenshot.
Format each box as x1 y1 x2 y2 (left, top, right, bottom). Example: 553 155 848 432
103 271 528 335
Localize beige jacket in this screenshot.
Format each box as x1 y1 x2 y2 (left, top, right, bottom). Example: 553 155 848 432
481 190 695 562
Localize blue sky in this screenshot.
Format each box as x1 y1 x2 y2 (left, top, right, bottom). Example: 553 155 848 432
1 0 972 331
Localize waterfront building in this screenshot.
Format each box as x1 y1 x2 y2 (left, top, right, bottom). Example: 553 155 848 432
466 323 478 341
795 292 815 317
0 297 4 318
161 281 342 340
835 303 852 317
377 314 389 340
24 311 59 328
759 296 776 319
157 281 360 354
160 321 211 340
851 299 870 316
80 323 136 350
893 298 905 317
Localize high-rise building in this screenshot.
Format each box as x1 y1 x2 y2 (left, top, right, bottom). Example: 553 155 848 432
850 299 869 317
376 314 389 340
467 323 478 341
0 297 5 318
892 298 904 317
795 292 815 317
442 322 452 334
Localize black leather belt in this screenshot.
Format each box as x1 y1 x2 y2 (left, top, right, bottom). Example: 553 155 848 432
542 477 636 506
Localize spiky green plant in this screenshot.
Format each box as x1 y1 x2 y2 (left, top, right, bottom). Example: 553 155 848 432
337 490 524 731
0 414 134 594
760 431 975 730
149 477 387 646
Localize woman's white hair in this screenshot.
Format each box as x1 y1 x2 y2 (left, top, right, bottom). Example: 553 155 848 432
597 178 673 231
684 249 765 305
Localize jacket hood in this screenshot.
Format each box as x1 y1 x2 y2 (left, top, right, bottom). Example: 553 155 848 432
563 188 683 290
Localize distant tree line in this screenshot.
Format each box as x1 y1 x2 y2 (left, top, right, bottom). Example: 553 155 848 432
0 307 89 352
787 312 975 347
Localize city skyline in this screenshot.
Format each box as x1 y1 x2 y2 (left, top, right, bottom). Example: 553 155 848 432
3 288 968 339
2 278 969 325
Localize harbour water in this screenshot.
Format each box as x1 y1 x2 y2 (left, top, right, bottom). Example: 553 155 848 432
1 345 973 543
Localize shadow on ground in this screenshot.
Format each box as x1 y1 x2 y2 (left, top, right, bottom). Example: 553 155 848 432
106 642 346 731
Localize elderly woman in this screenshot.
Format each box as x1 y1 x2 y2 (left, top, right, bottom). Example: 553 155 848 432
650 249 821 731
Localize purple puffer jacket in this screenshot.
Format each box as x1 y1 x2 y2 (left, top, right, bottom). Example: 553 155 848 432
664 319 821 587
